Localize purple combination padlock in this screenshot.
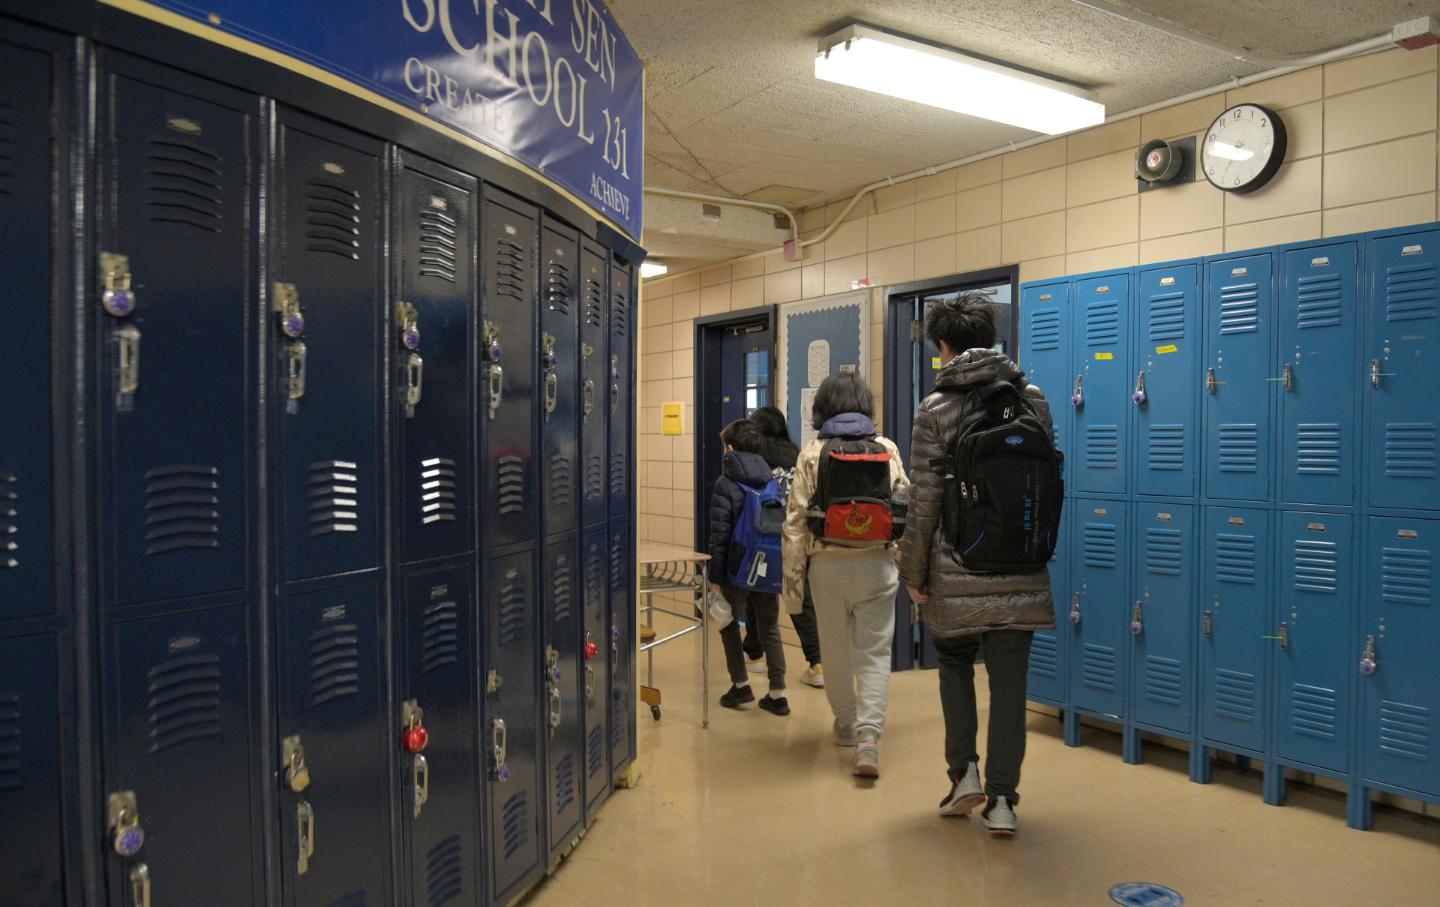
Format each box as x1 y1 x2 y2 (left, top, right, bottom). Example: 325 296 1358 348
102 287 136 318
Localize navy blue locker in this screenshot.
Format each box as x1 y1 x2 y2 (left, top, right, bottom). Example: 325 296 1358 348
1366 229 1440 512
273 112 385 581
0 634 65 905
544 539 583 857
1203 254 1275 501
1280 243 1360 506
1071 274 1130 495
1199 506 1271 754
1018 280 1071 484
1134 263 1199 498
96 57 257 605
107 605 261 906
1130 503 1195 734
394 157 474 564
542 221 580 535
399 565 477 907
608 522 636 774
580 241 609 529
1276 512 1354 774
608 262 635 517
276 581 389 906
1027 516 1069 706
1069 500 1128 718
481 189 539 550
484 550 542 905
581 530 611 816
1359 517 1440 799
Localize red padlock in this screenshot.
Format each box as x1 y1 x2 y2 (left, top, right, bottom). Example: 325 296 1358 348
583 640 599 661
402 725 429 754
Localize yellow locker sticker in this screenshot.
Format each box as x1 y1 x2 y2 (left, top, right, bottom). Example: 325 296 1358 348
932 357 943 370
1155 344 1179 354
1094 352 1114 361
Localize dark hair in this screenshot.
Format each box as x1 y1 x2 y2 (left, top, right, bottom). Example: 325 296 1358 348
810 371 874 430
750 406 789 439
925 293 997 354
720 419 761 453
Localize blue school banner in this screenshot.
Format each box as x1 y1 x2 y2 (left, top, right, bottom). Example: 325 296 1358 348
149 0 644 239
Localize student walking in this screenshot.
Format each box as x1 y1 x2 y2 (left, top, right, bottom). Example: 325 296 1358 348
781 373 908 777
898 294 1061 836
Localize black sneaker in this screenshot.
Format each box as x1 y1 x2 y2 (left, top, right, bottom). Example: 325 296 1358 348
719 684 755 709
758 694 790 716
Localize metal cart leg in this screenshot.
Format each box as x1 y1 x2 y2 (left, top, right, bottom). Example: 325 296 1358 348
699 569 709 729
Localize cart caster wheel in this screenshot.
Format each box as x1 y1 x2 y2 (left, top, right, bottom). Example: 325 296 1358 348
651 706 661 720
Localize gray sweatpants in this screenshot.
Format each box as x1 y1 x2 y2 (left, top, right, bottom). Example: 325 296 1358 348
807 548 898 740
934 629 1034 804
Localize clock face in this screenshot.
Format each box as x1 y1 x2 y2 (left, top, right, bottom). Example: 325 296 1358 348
1201 103 1287 194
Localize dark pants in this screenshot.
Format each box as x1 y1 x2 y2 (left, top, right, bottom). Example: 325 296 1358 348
934 629 1034 804
744 586 822 667
721 587 786 689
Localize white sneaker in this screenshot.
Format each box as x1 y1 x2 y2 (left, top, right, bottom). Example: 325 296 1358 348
938 762 986 817
745 655 766 674
833 718 857 747
982 798 1017 837
801 664 825 688
851 739 880 778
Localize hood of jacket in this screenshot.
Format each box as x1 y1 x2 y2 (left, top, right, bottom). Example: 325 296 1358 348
757 434 799 471
933 348 1024 391
722 450 774 488
818 412 877 439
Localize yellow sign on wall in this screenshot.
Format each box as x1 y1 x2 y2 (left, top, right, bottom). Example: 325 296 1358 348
662 402 685 436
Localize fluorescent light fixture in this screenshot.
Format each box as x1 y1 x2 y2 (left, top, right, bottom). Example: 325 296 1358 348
640 261 669 279
815 24 1105 135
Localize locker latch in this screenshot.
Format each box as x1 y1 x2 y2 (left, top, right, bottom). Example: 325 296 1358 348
130 863 151 907
610 623 621 668
1206 367 1219 394
403 353 424 415
114 324 142 411
1359 634 1378 676
611 356 621 413
1130 602 1144 636
412 754 430 819
1370 358 1389 389
542 333 559 421
1278 621 1289 650
1281 362 1294 392
1132 371 1147 406
100 252 137 318
282 735 311 793
274 282 305 338
490 718 511 781
545 646 563 735
483 321 504 420
295 801 315 875
397 302 424 418
582 342 597 421
485 669 504 694
585 664 596 702
107 790 145 858
1202 610 1213 637
1068 593 1081 625
1071 375 1084 408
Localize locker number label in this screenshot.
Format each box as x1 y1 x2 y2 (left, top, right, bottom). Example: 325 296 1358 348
1155 344 1178 355
1094 352 1114 361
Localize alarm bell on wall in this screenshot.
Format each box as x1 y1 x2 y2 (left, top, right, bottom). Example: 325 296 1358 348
1135 136 1196 191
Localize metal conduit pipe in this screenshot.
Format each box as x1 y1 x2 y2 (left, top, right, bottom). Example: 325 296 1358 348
643 186 801 245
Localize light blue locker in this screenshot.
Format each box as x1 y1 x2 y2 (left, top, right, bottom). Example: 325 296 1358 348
1020 280 1071 485
1366 229 1440 512
1199 506 1271 754
1276 511 1354 773
1135 263 1199 498
1280 242 1360 506
1131 503 1195 735
1027 512 1068 706
1072 274 1130 495
1070 499 1128 718
1204 254 1275 501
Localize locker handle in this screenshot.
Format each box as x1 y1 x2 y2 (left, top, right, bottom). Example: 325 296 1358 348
1282 363 1294 392
412 753 430 819
1369 359 1397 388
287 342 308 404
1132 371 1147 406
548 685 563 734
490 718 510 782
115 325 142 402
296 801 315 875
583 378 596 421
1279 621 1289 650
129 863 150 907
1206 367 1219 394
1068 593 1081 625
611 355 621 414
585 663 596 701
404 353 424 414
1130 601 1144 636
488 364 504 420
1071 375 1084 408
1202 610 1213 637
1360 634 1377 676
544 370 559 419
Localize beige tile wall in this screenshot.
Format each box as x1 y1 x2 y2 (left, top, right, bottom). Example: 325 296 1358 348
638 47 1440 549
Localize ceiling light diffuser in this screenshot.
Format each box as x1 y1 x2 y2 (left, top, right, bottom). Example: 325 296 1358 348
815 25 1105 135
639 261 669 279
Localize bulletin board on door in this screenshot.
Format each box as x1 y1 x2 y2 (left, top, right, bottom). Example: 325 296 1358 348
777 292 870 447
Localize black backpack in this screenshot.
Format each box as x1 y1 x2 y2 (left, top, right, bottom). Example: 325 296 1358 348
942 379 1064 573
807 436 903 546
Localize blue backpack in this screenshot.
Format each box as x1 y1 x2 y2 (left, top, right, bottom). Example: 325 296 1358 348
727 476 786 593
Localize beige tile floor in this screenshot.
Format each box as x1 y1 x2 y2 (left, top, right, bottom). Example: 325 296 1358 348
532 617 1440 906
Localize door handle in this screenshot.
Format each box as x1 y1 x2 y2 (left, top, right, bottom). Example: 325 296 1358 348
1282 362 1294 392
129 863 151 907
296 800 315 875
583 378 596 421
286 342 308 407
1279 621 1289 650
1360 634 1378 676
1132 371 1147 405
548 685 563 734
115 325 142 406
412 753 430 818
403 352 424 415
611 356 621 414
610 624 621 670
1202 610 1213 637
488 364 504 420
1130 601 1144 636
1068 593 1081 625
490 718 510 781
1071 375 1084 408
585 663 595 701
544 371 559 420
1206 367 1218 394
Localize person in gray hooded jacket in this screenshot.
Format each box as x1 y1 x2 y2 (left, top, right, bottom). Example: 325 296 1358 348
897 294 1056 837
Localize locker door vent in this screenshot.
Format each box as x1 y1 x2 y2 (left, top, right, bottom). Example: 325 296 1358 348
420 457 458 525
1214 669 1257 723
1 470 18 569
1217 424 1259 473
608 452 626 498
1381 548 1432 605
584 278 604 328
611 284 629 338
1293 540 1339 594
1081 644 1118 692
0 100 12 196
495 238 526 301
1214 533 1257 584
552 558 573 623
1081 523 1117 568
1379 700 1431 761
1295 424 1342 475
1028 633 1058 679
500 790 529 858
147 652 222 752
609 688 623 746
308 623 361 707
1027 308 1060 351
1294 273 1343 329
1384 263 1438 322
0 692 21 790
1084 425 1119 471
304 179 361 259
587 725 604 778
425 834 464 906
421 599 460 673
1384 424 1437 479
585 454 604 504
143 464 221 555
1143 656 1183 706
549 454 574 508
545 259 571 314
1144 528 1183 576
144 136 223 232
498 581 526 646
1218 284 1260 334
1147 292 1186 342
1146 425 1185 472
586 547 604 605
418 207 458 283
1084 300 1120 347
308 461 360 537
1290 683 1338 741
554 753 575 812
497 456 526 515
609 536 627 586
326 892 366 907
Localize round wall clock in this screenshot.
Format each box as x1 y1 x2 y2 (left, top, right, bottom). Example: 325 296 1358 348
1200 103 1287 194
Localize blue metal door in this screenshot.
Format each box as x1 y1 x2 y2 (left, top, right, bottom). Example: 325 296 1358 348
1280 243 1360 506
581 530 611 816
97 56 256 605
395 157 474 565
481 189 538 550
542 222 580 537
273 112 384 582
579 240 609 530
544 539 583 857
1019 281 1071 484
1367 229 1440 512
484 550 542 904
0 634 64 906
277 580 389 906
608 521 636 774
1071 274 1130 495
1360 517 1440 798
1199 506 1271 753
1276 512 1354 773
1131 503 1195 734
1070 500 1128 717
400 565 477 907
1134 264 1198 498
608 262 635 518
1028 515 1069 707
1204 254 1275 501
